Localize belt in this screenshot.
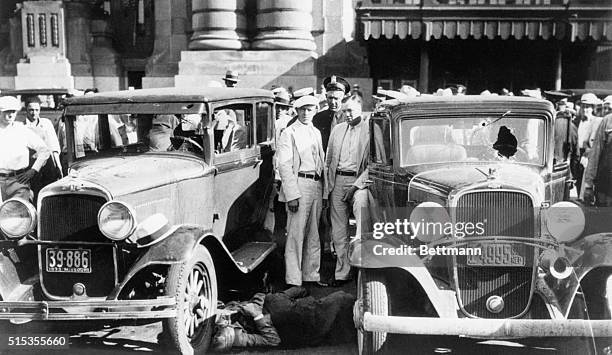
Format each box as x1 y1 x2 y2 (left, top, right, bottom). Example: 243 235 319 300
337 170 357 177
297 172 322 181
0 168 28 177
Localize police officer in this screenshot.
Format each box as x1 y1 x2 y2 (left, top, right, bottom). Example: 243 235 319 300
277 95 327 287
313 76 351 152
0 96 50 202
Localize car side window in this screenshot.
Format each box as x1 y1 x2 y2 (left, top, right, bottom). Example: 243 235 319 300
256 102 273 143
370 117 392 166
212 104 253 154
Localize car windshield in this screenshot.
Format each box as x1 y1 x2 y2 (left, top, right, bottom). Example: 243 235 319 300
400 115 545 166
60 112 206 159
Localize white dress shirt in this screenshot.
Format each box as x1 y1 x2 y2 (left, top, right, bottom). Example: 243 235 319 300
292 122 323 175
0 123 50 172
337 119 365 172
25 117 61 152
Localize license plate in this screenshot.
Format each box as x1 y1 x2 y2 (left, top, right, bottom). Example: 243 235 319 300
466 243 525 266
46 248 92 273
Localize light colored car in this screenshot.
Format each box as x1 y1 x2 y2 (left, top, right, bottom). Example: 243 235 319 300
0 87 278 355
351 95 612 354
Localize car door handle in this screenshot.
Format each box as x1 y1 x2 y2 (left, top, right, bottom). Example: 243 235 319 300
253 158 263 168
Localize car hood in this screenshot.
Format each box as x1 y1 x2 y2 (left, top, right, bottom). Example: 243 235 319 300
64 154 211 197
410 163 544 198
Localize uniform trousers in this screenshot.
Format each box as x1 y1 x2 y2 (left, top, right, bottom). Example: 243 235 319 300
329 174 369 281
284 177 322 286
0 176 32 202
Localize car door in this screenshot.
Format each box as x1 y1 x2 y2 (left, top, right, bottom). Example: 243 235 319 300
210 101 273 248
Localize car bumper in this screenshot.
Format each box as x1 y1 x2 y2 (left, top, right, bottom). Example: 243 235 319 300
361 313 612 338
0 297 176 321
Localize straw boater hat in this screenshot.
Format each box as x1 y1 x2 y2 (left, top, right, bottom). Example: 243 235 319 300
131 214 179 247
0 96 22 112
293 95 319 109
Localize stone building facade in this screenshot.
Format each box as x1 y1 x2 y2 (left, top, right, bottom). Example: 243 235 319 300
0 0 610 109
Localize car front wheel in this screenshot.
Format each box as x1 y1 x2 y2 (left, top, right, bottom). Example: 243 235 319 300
357 269 390 355
162 244 217 355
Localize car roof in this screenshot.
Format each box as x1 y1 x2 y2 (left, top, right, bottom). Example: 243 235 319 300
376 95 554 114
1 88 83 96
63 87 274 105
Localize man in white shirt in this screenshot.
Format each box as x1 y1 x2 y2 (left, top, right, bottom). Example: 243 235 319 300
324 96 370 286
0 96 50 202
277 95 327 287
24 96 62 198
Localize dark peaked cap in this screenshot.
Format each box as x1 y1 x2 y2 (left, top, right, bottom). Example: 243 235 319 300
323 75 351 94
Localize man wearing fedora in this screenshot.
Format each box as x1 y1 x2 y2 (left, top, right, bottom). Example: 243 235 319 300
223 70 240 88
313 75 351 152
0 96 50 202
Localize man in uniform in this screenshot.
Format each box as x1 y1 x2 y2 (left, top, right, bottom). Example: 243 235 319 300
313 75 351 152
324 96 371 286
0 96 50 202
24 96 62 199
277 95 326 287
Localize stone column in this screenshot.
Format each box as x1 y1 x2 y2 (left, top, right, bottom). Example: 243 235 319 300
15 1 74 89
554 45 562 90
64 0 93 89
252 0 315 51
418 43 429 93
90 18 122 91
189 0 247 50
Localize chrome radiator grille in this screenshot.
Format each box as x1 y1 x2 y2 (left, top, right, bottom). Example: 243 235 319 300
39 194 107 242
454 191 535 319
39 194 115 298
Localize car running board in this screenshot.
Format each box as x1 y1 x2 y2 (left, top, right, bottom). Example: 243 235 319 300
231 241 276 273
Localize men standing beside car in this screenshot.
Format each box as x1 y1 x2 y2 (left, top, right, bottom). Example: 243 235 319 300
0 96 50 202
277 95 327 287
24 96 62 199
313 76 351 152
324 96 371 286
583 110 612 207
576 93 603 199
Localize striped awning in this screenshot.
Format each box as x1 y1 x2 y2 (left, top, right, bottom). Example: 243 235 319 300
362 18 612 41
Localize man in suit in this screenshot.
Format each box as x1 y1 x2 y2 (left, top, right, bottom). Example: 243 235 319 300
324 96 371 286
313 75 351 152
277 95 327 287
220 109 247 152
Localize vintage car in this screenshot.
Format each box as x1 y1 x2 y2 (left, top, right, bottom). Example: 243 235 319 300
351 96 612 354
0 87 278 354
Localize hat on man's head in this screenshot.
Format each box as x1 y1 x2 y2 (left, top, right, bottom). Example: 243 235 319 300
603 95 612 106
275 90 291 104
0 96 21 112
222 70 240 83
323 75 350 95
581 93 598 106
293 95 319 109
292 87 314 100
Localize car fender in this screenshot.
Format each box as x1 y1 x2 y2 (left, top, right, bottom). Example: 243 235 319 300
0 251 21 301
349 236 457 318
569 233 612 280
109 225 242 299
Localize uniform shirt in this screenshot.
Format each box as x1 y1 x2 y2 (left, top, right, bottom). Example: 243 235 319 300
337 119 365 172
25 117 61 153
292 121 323 175
0 122 50 172
313 109 347 152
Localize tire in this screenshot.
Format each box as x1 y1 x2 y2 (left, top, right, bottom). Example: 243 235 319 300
162 244 217 355
357 269 390 355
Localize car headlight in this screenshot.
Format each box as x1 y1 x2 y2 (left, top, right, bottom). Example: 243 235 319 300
0 198 36 239
98 201 137 241
545 201 585 243
409 201 451 242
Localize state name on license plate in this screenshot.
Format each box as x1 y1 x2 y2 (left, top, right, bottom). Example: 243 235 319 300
466 243 525 266
46 248 92 273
